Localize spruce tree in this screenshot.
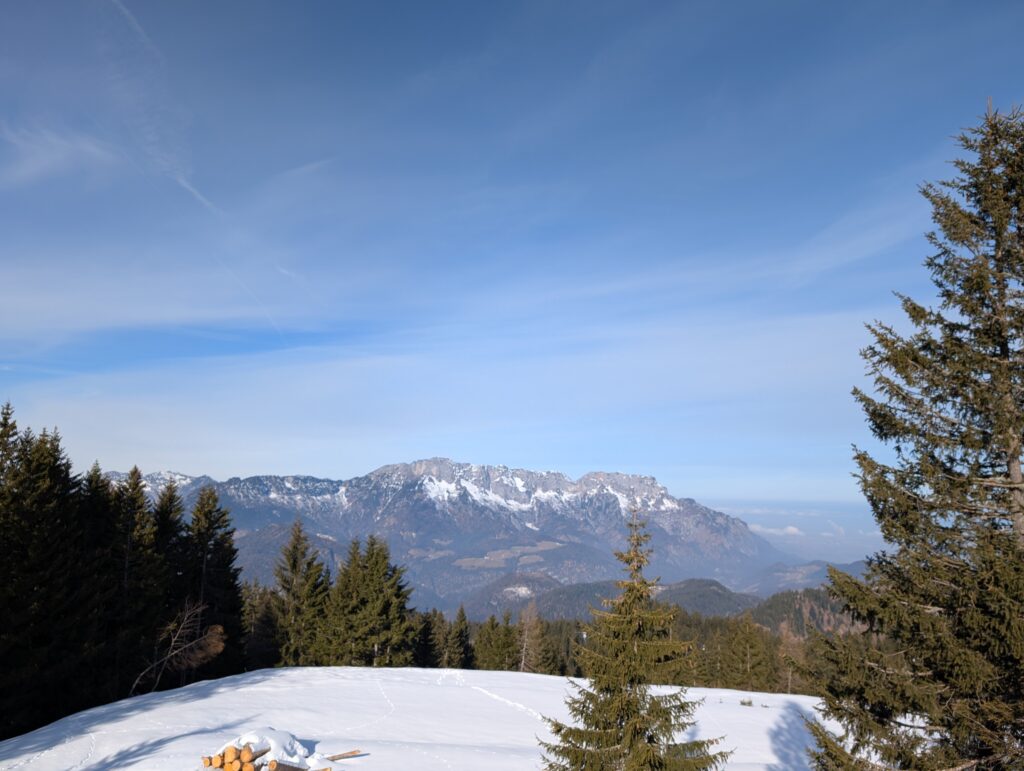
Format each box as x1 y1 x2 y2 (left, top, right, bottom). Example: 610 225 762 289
500 610 521 670
0 402 16 479
719 615 779 692
186 486 244 679
412 610 441 668
322 536 415 667
113 466 165 695
241 580 281 669
275 519 330 666
809 107 1024 769
429 608 451 667
474 614 502 670
153 480 190 617
541 513 727 771
322 538 365 665
76 463 122 705
474 613 519 671
359 536 416 666
444 605 474 669
0 427 84 737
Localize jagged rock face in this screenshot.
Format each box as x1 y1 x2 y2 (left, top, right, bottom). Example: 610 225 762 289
110 458 787 605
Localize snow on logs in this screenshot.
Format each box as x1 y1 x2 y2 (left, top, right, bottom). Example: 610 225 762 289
201 744 270 770
198 738 360 771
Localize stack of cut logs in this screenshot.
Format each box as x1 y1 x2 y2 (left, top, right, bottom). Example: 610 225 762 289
200 744 360 771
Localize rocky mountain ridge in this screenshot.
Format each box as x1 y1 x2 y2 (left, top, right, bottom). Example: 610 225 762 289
109 458 794 608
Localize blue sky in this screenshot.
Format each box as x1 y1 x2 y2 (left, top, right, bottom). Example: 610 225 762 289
2 1 1022 562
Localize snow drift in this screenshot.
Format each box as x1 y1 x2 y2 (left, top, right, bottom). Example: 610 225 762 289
0 667 827 770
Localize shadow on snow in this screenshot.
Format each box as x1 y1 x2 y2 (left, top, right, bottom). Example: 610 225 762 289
0 669 281 763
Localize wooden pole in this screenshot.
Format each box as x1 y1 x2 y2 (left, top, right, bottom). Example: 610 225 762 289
326 750 362 760
224 746 239 763
201 757 213 767
211 753 224 768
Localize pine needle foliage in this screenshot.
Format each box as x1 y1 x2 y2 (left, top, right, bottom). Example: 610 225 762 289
274 519 329 666
809 107 1024 769
321 535 415 666
186 487 244 679
541 512 728 771
444 605 474 669
473 613 512 670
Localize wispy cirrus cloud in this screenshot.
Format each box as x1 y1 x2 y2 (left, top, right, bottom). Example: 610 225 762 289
0 124 119 189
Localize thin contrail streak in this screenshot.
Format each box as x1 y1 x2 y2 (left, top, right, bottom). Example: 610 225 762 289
107 0 285 339
108 0 163 61
174 174 224 217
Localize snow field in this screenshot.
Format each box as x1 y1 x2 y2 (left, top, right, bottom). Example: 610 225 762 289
0 667 828 770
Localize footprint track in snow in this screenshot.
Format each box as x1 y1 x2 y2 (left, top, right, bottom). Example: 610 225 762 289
470 686 544 722
331 669 396 734
434 669 466 687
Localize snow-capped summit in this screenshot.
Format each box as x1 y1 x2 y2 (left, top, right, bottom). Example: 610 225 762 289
109 458 790 607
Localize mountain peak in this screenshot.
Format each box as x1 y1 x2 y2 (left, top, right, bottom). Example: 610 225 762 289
108 459 794 605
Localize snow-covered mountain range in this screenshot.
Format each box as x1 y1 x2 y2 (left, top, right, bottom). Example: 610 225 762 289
110 458 794 608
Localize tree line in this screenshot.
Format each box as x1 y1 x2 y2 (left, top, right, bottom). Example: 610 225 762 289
0 407 244 739
242 519 588 676
242 517 834 698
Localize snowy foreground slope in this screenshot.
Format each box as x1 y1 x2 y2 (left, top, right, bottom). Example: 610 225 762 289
0 668 828 770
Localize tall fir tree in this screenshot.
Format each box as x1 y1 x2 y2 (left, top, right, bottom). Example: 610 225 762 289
499 610 521 670
274 518 330 666
474 612 518 671
428 608 451 667
809 107 1024 769
359 536 416 666
113 466 165 695
474 614 503 670
541 513 727 771
322 536 415 666
241 580 282 669
719 615 779 692
152 480 190 623
76 463 122 705
186 486 244 680
0 402 16 479
321 538 365 665
412 610 441 668
443 605 474 670
0 426 86 737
